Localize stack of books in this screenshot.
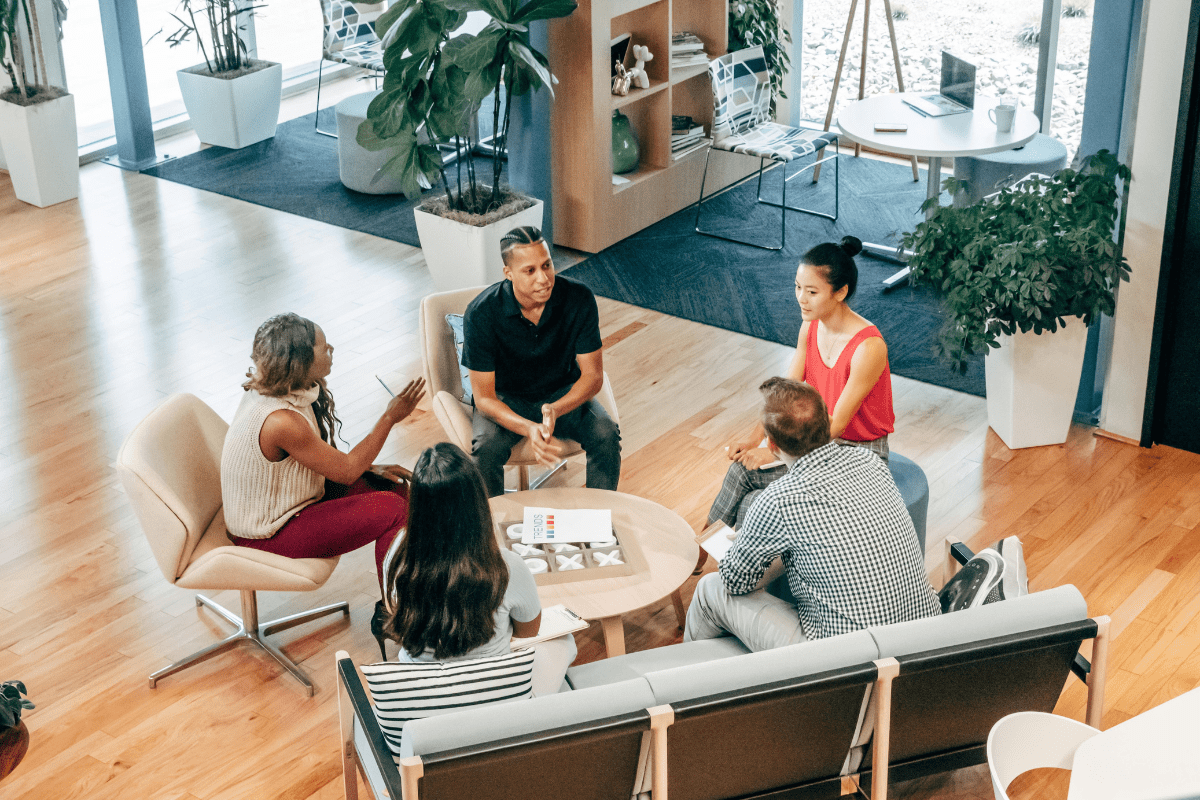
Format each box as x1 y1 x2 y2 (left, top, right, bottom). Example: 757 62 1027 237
672 115 710 158
672 32 709 69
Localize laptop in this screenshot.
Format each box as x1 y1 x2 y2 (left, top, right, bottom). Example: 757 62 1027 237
903 52 976 117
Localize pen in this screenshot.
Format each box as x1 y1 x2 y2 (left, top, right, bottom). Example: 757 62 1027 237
375 375 395 396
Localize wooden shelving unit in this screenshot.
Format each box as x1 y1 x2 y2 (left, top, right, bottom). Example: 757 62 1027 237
549 0 757 253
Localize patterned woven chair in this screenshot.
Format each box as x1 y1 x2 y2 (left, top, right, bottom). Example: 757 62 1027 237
315 0 387 137
695 45 840 250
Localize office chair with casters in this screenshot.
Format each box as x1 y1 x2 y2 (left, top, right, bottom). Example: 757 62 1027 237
116 393 350 696
986 711 1099 800
418 287 621 492
695 45 840 251
315 0 387 138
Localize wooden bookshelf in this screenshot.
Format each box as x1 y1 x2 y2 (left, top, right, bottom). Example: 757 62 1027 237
548 0 757 253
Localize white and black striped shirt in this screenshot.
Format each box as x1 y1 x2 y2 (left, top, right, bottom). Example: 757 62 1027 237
720 442 940 640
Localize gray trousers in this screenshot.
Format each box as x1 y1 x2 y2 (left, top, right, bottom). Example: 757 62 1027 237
683 572 808 652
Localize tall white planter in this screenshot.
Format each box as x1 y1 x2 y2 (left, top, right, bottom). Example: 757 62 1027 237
414 200 545 292
0 92 79 208
985 317 1090 449
177 61 282 149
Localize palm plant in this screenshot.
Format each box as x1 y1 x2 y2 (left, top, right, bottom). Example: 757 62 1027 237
156 0 265 75
359 0 577 214
1 0 55 102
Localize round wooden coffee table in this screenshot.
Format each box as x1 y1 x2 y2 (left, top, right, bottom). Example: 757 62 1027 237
490 488 699 658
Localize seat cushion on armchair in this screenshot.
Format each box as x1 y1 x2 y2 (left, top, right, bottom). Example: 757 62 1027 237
642 630 880 706
867 584 1087 660
566 637 751 690
400 677 657 758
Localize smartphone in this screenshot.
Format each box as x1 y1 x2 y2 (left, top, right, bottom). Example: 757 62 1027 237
874 122 908 132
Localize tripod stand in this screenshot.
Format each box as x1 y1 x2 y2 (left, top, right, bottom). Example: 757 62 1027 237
814 0 919 183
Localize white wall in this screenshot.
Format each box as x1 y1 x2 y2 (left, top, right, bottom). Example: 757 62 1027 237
1099 0 1192 440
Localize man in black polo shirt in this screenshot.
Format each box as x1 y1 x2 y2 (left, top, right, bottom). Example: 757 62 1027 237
462 226 621 497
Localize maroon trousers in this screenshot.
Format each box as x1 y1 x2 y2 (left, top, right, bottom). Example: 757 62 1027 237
231 476 406 589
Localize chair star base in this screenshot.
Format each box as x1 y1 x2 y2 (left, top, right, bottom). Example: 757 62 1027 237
148 590 350 697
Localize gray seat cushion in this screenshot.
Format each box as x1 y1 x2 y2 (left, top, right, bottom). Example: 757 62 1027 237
400 677 656 757
643 630 880 706
567 637 751 690
868 584 1087 660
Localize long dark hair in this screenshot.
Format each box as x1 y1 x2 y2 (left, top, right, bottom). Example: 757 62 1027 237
242 313 342 445
384 443 509 659
802 235 863 301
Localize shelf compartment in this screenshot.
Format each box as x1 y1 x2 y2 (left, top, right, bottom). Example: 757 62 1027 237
669 63 710 84
670 139 712 162
612 79 669 109
612 164 666 193
611 1 670 87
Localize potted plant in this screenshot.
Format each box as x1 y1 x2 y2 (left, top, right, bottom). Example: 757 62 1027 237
900 150 1131 450
0 681 33 782
157 0 281 149
358 0 576 291
0 0 79 207
728 0 791 116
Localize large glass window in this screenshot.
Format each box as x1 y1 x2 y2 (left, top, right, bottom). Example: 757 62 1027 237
799 0 1089 159
61 0 116 147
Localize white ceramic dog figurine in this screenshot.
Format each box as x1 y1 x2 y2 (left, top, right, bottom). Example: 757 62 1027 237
631 44 652 89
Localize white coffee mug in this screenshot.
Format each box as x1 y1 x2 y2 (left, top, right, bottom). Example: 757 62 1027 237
507 523 524 540
989 103 1017 133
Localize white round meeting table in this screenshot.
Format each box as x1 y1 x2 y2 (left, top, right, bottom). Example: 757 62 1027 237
836 93 1040 287
1066 687 1200 800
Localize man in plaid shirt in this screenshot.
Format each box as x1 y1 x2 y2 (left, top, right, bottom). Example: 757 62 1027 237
685 378 939 651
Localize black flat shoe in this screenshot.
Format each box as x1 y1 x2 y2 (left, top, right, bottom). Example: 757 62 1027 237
370 600 391 660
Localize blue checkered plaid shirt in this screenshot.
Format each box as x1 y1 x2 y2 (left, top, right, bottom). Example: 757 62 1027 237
719 442 940 640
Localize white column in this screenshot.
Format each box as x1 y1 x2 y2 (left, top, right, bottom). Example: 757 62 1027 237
1099 0 1192 440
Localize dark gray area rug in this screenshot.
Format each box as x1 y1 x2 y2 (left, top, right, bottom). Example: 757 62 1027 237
563 155 984 396
144 112 981 395
143 108 495 248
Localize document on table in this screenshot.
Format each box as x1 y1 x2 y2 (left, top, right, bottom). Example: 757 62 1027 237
511 604 589 648
696 522 738 562
521 507 615 544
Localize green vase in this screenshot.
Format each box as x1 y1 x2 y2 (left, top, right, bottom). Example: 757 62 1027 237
611 110 639 174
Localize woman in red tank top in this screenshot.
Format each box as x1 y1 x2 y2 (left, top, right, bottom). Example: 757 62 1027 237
705 237 895 540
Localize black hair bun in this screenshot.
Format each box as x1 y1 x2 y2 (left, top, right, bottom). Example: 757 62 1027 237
840 236 863 257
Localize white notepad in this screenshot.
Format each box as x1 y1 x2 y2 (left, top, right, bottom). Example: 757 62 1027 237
510 604 589 648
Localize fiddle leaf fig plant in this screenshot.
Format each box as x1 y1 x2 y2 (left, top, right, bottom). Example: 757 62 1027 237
359 0 577 213
729 0 791 115
1 681 34 729
899 149 1131 373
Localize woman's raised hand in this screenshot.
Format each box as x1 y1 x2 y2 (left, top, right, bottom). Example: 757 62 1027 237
385 378 426 424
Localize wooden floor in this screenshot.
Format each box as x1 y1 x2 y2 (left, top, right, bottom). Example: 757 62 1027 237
2 136 1199 800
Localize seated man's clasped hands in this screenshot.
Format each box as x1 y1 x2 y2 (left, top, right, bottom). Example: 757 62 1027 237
686 378 939 653
463 226 622 496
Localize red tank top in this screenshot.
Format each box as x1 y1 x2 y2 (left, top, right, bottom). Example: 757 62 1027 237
804 322 895 442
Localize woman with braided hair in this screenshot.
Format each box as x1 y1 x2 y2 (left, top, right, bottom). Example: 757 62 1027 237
220 313 425 658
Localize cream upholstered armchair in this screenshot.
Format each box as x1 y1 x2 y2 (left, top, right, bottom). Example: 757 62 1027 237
116 393 349 696
418 287 621 491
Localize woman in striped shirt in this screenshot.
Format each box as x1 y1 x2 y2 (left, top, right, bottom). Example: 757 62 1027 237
382 443 576 695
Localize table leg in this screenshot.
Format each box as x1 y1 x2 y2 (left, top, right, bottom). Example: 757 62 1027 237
670 589 686 631
878 155 944 290
600 615 626 657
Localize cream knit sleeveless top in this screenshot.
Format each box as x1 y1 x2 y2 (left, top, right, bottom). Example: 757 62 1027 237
220 389 327 539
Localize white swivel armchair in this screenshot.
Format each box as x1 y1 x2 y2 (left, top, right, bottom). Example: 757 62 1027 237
418 287 620 491
116 393 350 696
